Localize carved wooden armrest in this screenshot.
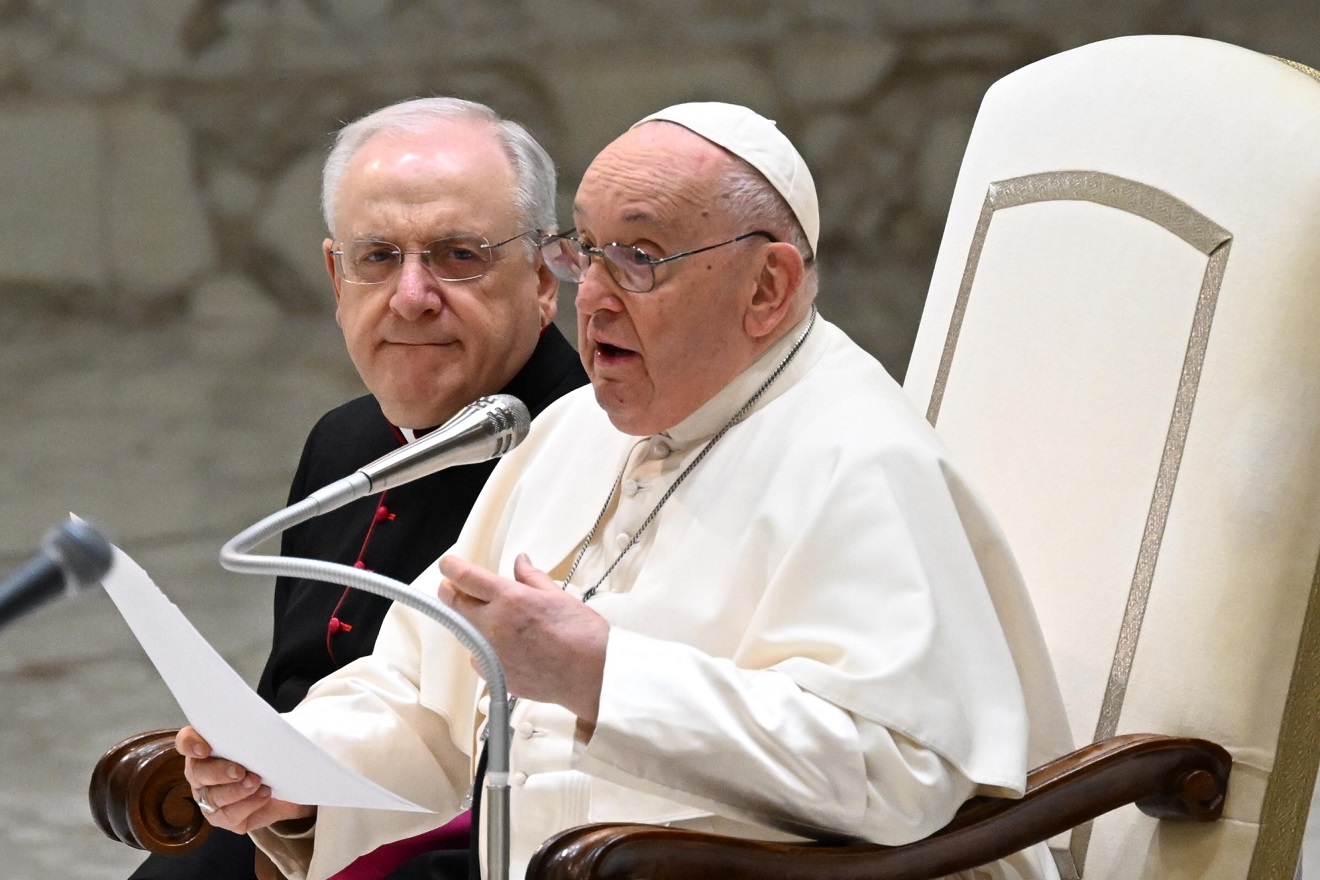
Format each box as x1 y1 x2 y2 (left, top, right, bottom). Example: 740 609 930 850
528 733 1231 880
90 728 1230 876
89 728 212 854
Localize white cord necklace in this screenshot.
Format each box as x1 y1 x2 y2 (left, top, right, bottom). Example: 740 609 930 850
564 307 817 602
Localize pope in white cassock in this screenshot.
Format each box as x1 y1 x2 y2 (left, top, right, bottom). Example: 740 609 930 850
179 102 1073 880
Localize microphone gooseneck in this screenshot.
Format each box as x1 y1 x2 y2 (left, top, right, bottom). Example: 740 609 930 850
219 394 527 880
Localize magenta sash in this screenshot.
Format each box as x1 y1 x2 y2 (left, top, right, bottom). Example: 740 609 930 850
326 810 472 880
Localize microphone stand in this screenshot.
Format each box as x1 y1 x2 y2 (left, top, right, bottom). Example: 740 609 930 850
220 486 513 880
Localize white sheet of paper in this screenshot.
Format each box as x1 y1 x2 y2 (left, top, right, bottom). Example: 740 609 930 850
99 542 429 813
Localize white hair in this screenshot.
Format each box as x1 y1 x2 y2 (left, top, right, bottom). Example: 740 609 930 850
717 159 818 298
321 97 557 256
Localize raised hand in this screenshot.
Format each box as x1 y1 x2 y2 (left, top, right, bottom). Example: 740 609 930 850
438 553 609 724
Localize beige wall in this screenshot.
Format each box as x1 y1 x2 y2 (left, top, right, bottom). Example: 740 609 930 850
1 0 1317 376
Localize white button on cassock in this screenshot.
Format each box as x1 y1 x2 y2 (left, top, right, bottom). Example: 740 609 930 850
622 479 640 496
614 532 631 550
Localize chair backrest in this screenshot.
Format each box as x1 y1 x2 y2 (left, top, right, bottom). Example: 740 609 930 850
902 35 1320 880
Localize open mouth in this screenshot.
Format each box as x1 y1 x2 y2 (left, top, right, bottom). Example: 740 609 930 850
597 341 632 357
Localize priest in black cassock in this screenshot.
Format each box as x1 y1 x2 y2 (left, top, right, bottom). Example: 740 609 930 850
129 97 585 880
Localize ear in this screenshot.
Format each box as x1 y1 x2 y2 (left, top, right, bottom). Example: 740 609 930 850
744 241 804 341
323 238 346 324
534 250 560 327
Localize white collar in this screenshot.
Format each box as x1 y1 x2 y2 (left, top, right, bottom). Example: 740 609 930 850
657 310 822 452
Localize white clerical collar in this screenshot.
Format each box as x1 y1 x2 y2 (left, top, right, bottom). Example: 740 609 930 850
398 426 442 443
659 309 822 452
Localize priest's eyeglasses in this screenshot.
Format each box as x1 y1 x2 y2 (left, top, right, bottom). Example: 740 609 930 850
331 231 537 285
539 229 777 293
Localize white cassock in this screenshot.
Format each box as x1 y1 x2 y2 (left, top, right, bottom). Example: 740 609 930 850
252 313 1074 880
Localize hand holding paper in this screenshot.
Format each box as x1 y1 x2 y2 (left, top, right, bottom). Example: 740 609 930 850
99 540 427 813
176 724 316 833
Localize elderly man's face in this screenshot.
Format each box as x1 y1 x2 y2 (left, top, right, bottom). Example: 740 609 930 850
324 120 557 429
572 124 770 435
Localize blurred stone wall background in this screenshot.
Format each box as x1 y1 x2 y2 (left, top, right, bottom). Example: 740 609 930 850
3 2 1320 877
4 0 1318 374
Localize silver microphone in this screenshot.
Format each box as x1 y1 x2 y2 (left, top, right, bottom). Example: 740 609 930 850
302 394 530 517
364 394 530 492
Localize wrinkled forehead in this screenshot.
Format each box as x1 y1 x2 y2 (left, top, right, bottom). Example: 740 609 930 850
337 121 521 233
574 123 737 232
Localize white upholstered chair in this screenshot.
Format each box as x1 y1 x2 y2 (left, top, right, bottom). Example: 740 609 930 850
901 33 1320 880
93 34 1320 880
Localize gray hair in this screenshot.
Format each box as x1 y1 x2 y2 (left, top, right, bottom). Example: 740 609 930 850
717 159 818 298
321 97 557 257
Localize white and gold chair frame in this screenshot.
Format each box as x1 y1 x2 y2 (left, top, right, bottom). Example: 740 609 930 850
904 34 1320 880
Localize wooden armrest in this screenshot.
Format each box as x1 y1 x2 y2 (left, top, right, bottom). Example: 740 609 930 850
89 728 212 854
528 733 1231 880
90 728 1230 875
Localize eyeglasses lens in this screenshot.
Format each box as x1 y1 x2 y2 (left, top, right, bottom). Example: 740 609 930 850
601 244 653 292
540 237 588 284
540 238 654 293
340 237 493 283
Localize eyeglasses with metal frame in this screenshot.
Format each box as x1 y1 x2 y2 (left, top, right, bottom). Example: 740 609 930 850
330 230 538 285
538 229 778 293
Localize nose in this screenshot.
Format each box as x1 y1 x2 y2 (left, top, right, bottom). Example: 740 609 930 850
389 253 443 320
573 256 625 316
